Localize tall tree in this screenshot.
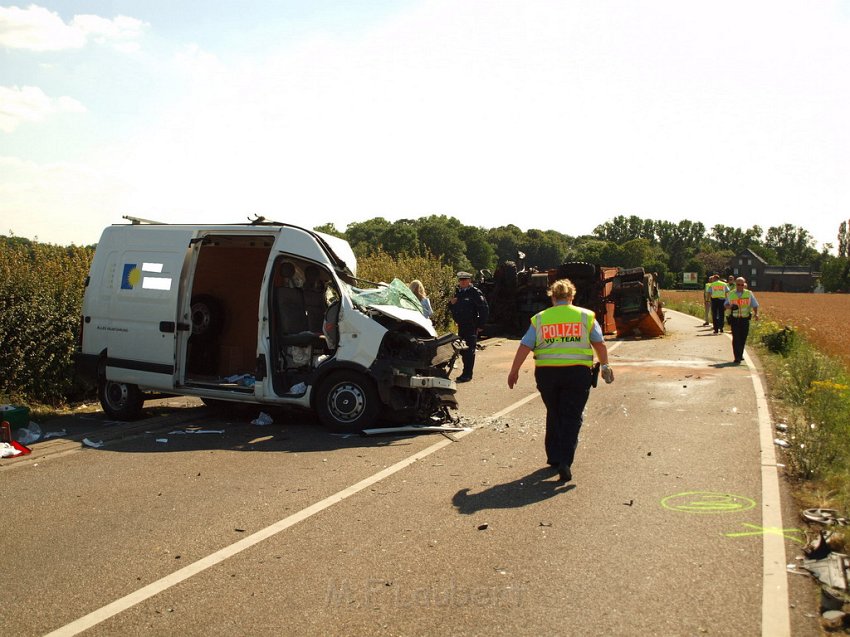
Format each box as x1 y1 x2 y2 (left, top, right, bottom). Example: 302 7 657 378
838 220 848 259
709 225 763 255
487 225 526 266
346 217 393 256
764 224 818 265
593 215 655 244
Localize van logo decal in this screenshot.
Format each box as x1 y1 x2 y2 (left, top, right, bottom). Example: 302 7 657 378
121 264 141 289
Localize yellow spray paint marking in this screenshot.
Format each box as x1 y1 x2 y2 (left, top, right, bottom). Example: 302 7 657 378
723 523 805 545
661 491 756 514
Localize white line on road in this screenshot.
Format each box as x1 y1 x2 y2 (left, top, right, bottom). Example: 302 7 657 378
669 309 790 637
46 384 559 637
750 354 790 637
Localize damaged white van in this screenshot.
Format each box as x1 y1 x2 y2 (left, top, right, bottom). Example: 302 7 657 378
75 218 462 431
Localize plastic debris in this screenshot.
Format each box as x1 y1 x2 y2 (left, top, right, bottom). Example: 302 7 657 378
82 438 104 448
477 523 489 530
1 440 31 458
362 424 471 436
775 422 788 432
156 438 168 443
14 422 42 445
287 382 307 394
802 508 849 526
774 438 790 448
167 429 225 435
821 610 846 631
42 429 67 440
251 412 274 426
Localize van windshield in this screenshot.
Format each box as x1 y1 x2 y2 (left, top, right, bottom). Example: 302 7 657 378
347 278 423 314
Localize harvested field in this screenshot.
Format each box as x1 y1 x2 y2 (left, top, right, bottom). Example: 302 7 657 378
662 290 850 371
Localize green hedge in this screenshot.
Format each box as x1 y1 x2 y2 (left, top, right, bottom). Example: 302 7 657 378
0 239 94 405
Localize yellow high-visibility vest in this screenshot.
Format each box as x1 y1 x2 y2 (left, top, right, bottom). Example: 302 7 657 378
710 280 729 299
726 289 754 318
532 304 594 367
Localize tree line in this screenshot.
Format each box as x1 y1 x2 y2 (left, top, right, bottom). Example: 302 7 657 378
315 214 850 291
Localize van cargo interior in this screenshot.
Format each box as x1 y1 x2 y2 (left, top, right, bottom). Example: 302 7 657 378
184 235 273 390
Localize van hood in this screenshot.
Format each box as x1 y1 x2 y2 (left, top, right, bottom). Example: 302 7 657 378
367 305 437 337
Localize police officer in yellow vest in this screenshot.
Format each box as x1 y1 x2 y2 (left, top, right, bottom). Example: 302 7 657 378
724 277 760 364
708 273 730 334
507 279 612 482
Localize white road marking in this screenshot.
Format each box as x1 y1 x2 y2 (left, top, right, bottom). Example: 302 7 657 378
44 428 473 637
669 309 790 637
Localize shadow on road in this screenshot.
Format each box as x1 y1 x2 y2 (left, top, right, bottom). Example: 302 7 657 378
452 467 574 514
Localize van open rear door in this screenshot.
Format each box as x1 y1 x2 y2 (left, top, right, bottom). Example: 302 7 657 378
104 227 197 389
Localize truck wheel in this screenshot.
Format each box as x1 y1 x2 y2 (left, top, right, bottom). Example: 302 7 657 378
315 371 380 432
98 379 144 420
190 295 224 341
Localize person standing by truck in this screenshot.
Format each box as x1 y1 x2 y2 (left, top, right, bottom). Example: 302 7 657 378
506 279 613 482
449 271 489 382
725 277 759 364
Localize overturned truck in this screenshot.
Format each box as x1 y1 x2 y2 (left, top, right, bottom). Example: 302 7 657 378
480 261 665 338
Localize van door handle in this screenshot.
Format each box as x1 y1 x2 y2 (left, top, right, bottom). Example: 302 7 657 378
160 321 176 333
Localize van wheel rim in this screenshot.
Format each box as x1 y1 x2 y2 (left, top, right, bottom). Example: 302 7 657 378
328 383 365 423
105 382 128 408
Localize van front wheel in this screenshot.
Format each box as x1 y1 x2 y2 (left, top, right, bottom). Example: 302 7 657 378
99 379 144 420
315 371 380 432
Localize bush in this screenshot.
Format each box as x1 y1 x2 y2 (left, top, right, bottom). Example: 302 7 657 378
356 249 457 333
0 238 94 405
760 322 798 356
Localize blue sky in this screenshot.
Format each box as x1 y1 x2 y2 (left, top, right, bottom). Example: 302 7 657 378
2 1 849 250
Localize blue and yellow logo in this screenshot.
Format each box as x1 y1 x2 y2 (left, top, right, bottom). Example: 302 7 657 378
121 264 141 289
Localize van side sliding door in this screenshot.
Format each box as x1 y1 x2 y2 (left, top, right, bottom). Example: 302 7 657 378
105 228 198 389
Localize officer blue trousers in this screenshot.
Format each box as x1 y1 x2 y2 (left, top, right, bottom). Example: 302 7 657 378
728 316 751 362
534 365 592 469
711 298 726 333
458 326 477 378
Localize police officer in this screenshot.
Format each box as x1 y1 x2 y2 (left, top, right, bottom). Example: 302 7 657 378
709 273 730 334
449 271 489 382
725 277 760 364
507 279 613 482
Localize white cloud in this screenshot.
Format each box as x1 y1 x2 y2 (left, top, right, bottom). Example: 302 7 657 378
0 85 86 132
0 4 146 52
0 156 123 245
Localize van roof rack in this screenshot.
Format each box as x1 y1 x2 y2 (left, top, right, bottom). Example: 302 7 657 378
123 215 167 225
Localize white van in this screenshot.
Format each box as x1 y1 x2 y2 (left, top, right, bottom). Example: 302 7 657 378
75 219 462 431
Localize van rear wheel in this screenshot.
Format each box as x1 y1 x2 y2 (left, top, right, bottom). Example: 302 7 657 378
98 379 144 420
315 371 380 432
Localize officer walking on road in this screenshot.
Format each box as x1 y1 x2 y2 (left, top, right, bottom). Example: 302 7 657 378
725 277 760 364
449 271 489 382
506 279 613 482
709 273 730 334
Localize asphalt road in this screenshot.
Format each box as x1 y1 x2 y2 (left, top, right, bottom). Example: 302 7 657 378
0 310 822 636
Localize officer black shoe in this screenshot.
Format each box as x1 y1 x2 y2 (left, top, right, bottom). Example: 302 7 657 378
558 464 572 482
456 375 472 383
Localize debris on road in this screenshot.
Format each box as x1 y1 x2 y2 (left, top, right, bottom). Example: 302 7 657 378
774 438 791 448
167 429 226 435
802 508 849 526
82 437 104 448
14 422 42 445
362 424 471 436
477 523 489 530
42 429 67 440
251 412 274 426
1 440 31 458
